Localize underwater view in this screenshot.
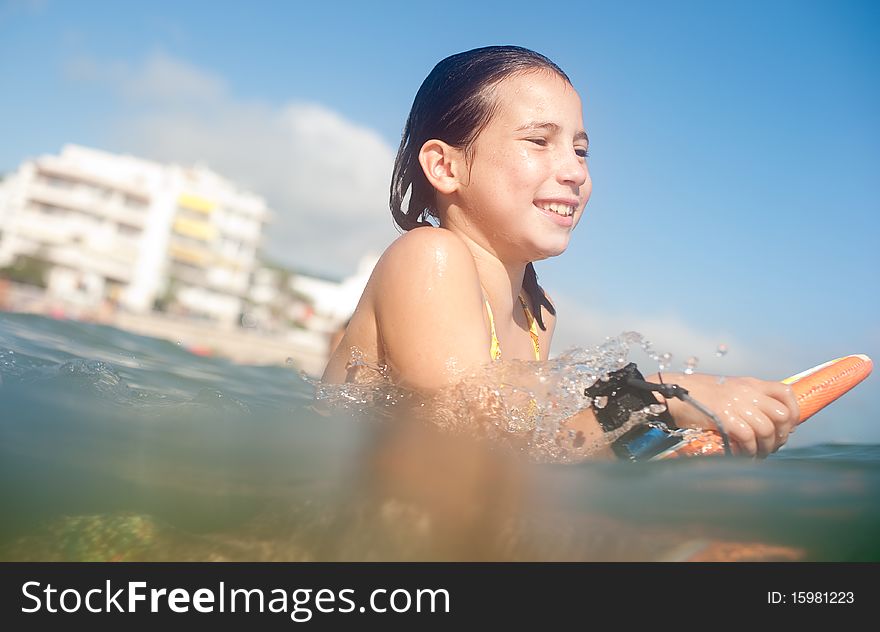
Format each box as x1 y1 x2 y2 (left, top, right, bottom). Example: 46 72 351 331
1 312 878 562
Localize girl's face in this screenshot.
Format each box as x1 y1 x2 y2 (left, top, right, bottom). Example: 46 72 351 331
455 70 591 262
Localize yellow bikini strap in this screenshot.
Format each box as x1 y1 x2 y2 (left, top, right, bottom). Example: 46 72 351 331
484 292 541 361
485 297 502 361
518 294 542 361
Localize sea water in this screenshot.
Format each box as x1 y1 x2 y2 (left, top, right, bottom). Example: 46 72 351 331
1 312 878 561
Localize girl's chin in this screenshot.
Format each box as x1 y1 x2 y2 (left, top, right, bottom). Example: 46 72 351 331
532 238 571 260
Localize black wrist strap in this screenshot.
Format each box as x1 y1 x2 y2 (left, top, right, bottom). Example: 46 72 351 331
584 363 676 432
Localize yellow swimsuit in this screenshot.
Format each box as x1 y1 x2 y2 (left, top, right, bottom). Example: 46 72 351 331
484 292 542 431
485 293 541 361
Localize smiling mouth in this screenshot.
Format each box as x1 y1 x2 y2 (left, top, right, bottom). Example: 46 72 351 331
535 201 575 217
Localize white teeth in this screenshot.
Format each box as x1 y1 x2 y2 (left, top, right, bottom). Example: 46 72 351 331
537 202 574 217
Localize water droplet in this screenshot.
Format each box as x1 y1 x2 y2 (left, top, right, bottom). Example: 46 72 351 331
176 340 182 346
644 403 668 416
715 343 728 357
683 356 699 375
593 395 609 409
658 352 672 371
717 375 726 385
285 357 294 366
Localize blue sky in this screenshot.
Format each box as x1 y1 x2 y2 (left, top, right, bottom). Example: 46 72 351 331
1 0 878 445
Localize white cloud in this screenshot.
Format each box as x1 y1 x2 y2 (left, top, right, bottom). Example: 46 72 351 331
123 53 227 104
67 52 399 276
65 52 226 105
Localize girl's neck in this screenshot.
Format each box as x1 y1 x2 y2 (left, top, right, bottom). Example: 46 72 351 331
438 223 526 309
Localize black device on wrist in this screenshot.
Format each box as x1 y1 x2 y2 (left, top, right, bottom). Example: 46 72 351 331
584 363 676 432
584 362 732 461
584 363 683 461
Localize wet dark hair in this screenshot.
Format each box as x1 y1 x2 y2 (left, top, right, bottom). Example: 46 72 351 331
390 45 567 329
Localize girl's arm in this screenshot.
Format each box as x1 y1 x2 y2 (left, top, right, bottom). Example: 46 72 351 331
537 291 798 458
372 228 493 391
647 372 799 457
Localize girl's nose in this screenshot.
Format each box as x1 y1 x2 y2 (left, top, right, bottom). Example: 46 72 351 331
556 150 589 187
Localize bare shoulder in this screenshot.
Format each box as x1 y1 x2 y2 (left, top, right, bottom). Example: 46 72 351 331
376 226 477 275
370 227 490 389
322 228 488 386
370 227 483 306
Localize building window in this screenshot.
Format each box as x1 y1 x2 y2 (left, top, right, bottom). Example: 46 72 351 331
124 195 148 211
171 232 210 249
38 173 76 189
117 223 141 237
31 201 67 216
176 206 212 222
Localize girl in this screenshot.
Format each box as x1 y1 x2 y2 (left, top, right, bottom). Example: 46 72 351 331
322 45 799 459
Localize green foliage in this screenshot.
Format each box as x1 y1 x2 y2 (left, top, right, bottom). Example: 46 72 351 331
153 277 179 312
0 254 50 288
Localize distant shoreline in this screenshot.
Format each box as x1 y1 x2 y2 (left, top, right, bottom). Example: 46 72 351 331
0 280 330 376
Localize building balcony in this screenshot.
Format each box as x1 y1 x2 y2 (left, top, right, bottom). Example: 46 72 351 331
27 182 148 230
14 210 142 263
48 244 135 283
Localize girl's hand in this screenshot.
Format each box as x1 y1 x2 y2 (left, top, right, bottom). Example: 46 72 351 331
659 373 800 458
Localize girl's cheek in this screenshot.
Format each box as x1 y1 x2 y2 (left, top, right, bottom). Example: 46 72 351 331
490 145 524 165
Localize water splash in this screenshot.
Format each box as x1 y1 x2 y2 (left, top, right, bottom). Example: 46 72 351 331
307 348 413 419
715 343 729 382
314 332 671 463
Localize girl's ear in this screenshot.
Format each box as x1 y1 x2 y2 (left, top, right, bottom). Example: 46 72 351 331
418 139 465 195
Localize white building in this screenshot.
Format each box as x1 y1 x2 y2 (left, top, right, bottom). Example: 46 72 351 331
242 253 378 337
289 254 379 333
0 145 270 325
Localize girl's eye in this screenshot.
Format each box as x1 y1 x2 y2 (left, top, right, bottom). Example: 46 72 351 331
576 148 590 158
527 138 548 146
